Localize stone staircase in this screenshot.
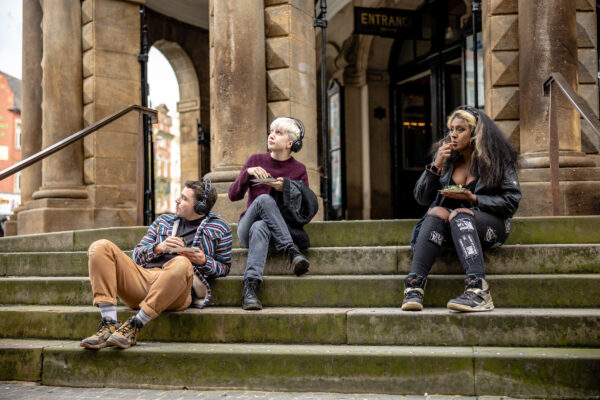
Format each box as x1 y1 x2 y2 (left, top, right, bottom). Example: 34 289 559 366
0 217 599 398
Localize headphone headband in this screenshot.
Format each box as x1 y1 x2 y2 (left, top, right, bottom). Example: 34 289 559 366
454 105 479 122
193 178 212 215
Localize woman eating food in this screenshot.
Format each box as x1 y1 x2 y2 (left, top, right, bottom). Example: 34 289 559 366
402 105 521 312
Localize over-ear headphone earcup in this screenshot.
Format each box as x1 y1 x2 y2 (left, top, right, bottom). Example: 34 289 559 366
291 139 303 153
194 200 207 215
193 178 212 215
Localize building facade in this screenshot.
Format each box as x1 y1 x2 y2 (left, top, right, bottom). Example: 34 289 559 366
10 0 600 235
0 72 22 222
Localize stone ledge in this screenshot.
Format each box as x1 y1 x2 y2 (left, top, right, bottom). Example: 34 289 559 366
1 275 599 308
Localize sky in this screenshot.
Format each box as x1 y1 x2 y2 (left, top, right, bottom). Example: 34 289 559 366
0 1 179 113
0 0 23 79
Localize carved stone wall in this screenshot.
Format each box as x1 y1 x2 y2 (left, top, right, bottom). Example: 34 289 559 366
81 0 141 228
264 0 320 197
577 0 600 155
483 0 520 151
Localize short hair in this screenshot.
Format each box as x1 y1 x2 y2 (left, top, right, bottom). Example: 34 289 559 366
270 117 302 142
184 179 217 212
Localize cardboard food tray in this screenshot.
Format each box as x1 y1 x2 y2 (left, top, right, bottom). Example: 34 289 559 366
169 247 198 253
250 177 278 183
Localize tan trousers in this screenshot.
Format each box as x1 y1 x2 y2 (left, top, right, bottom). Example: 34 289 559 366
88 239 193 318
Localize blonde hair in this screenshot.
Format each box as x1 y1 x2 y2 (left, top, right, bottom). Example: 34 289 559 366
270 117 301 142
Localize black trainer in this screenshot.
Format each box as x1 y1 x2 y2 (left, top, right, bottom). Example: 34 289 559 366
242 278 263 310
401 273 427 311
447 275 494 312
286 244 309 276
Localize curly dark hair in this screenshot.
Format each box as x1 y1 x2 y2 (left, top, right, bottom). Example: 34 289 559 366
184 179 217 212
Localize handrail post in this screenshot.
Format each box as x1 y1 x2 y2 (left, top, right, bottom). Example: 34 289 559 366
137 112 145 225
547 80 561 216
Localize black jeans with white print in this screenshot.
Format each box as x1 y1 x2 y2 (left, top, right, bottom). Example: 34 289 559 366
409 209 510 279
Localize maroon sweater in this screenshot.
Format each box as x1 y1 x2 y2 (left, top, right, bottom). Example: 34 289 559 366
228 152 309 220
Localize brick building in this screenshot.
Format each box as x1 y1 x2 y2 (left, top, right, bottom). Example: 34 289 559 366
0 71 22 218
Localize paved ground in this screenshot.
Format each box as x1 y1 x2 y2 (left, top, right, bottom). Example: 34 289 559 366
0 382 532 400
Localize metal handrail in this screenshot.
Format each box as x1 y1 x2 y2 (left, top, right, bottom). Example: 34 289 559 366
0 104 158 224
543 72 600 216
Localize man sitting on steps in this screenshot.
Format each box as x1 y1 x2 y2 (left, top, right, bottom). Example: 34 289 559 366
80 179 232 349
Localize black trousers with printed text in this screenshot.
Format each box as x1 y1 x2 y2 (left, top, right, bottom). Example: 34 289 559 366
409 209 510 279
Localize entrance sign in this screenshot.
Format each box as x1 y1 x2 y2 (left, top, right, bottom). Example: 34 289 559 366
354 7 420 38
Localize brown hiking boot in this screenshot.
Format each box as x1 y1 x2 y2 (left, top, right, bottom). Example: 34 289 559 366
106 316 144 349
80 317 121 349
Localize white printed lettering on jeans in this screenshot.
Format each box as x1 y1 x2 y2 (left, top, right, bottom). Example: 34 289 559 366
459 234 478 258
456 218 475 232
429 231 444 247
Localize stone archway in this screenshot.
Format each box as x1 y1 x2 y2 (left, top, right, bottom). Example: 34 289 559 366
152 39 204 184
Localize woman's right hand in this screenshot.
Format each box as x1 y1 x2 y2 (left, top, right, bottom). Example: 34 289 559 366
247 167 271 179
433 143 452 168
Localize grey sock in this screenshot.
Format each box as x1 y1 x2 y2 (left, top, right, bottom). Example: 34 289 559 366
135 309 152 326
98 302 117 321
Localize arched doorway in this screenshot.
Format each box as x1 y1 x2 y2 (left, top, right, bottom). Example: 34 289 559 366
152 39 205 186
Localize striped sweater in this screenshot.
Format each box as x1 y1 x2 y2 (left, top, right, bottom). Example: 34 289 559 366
132 212 232 307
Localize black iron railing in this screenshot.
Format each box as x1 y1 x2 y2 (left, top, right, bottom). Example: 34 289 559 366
0 104 158 225
543 72 600 215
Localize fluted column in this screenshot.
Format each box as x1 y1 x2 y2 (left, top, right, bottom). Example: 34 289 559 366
20 0 43 203
519 0 591 167
6 0 44 236
18 0 90 234
33 0 87 198
206 0 267 221
516 0 600 216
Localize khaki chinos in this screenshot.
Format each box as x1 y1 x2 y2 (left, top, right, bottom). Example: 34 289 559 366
88 239 193 318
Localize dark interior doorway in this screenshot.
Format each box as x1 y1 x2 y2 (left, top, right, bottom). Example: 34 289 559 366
389 0 475 218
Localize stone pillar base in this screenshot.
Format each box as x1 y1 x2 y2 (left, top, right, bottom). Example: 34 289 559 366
17 198 92 235
3 206 19 236
520 151 595 168
205 170 246 223
517 167 600 215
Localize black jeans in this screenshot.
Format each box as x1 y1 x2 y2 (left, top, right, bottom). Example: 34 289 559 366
409 209 510 279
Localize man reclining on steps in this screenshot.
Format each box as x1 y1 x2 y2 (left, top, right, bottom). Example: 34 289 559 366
81 179 232 349
228 116 318 310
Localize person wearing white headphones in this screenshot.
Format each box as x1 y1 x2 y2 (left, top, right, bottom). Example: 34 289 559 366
80 179 232 349
229 117 318 311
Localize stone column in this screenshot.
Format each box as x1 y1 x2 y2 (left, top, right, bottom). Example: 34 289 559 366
343 68 371 220
519 0 591 167
18 0 89 234
6 0 43 236
516 0 600 215
206 0 267 221
20 0 43 204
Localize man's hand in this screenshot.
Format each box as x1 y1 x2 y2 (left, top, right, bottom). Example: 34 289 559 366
247 167 271 179
179 247 207 265
154 236 184 255
442 189 478 205
433 142 452 169
265 177 284 192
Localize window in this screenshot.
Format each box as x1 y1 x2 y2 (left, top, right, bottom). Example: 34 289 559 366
15 120 21 150
14 172 21 193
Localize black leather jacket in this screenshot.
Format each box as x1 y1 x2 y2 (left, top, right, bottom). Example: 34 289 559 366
410 152 521 247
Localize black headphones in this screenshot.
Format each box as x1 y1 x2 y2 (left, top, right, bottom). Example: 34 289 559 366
287 117 305 153
193 178 213 215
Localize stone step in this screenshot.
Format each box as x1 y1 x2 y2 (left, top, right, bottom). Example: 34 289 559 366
1 340 594 397
2 244 599 277
1 216 599 253
1 274 598 308
0 305 598 347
